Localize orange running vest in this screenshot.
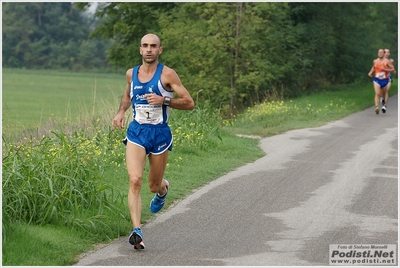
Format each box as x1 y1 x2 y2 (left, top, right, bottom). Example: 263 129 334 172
374 58 389 79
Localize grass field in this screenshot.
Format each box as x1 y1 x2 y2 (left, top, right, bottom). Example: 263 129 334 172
2 68 126 139
2 68 397 266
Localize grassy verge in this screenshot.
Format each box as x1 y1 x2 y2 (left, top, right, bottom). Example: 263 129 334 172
227 81 390 137
2 76 397 265
2 68 125 140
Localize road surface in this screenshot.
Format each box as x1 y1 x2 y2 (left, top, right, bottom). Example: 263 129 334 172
75 96 398 266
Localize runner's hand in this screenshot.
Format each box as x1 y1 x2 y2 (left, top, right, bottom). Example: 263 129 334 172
112 113 125 130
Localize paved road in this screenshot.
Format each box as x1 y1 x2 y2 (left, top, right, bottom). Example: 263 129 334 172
75 96 398 266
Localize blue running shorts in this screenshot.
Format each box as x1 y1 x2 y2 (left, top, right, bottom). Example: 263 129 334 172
124 121 173 155
373 77 389 89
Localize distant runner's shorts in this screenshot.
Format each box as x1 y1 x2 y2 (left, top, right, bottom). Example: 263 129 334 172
373 77 389 89
124 121 173 155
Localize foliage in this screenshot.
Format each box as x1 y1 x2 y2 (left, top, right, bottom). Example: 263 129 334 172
170 101 223 150
84 2 397 112
289 3 378 85
2 127 126 236
158 2 302 114
2 2 398 113
364 3 398 57
2 2 111 70
83 2 176 68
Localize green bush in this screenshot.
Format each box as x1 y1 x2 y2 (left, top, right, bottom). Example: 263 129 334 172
2 129 126 238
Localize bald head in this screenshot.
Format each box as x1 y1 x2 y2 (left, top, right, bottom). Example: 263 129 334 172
140 33 163 64
141 34 162 47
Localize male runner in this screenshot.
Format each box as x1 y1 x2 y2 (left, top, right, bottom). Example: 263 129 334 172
368 48 395 114
112 33 194 249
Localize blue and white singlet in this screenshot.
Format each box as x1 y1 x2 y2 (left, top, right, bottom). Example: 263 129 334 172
130 63 174 125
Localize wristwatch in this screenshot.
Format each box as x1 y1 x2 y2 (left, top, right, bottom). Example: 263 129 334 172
163 96 171 106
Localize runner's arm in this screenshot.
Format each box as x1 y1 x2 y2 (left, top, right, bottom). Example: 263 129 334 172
163 67 195 110
385 60 395 73
391 59 396 74
368 61 375 77
112 69 132 129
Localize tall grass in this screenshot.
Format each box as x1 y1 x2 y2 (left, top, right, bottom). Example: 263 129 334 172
170 100 223 150
2 128 127 237
2 97 225 244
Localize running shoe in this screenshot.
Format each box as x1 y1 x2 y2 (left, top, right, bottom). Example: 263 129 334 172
382 106 387 113
375 106 379 114
128 227 145 249
150 179 169 213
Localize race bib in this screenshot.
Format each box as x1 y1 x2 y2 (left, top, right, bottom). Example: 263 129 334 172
375 72 385 79
134 104 163 124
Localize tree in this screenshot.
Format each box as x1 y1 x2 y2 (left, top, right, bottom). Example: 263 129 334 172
289 2 398 85
159 2 304 112
81 2 176 69
2 2 110 70
2 3 37 67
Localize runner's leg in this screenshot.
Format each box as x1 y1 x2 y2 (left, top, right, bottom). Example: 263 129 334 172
148 151 169 196
126 142 147 228
373 82 381 107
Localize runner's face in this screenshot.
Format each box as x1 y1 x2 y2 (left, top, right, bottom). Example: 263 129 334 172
378 49 385 59
140 36 162 64
384 50 391 58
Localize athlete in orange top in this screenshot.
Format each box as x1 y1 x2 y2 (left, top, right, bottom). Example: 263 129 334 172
368 49 395 114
